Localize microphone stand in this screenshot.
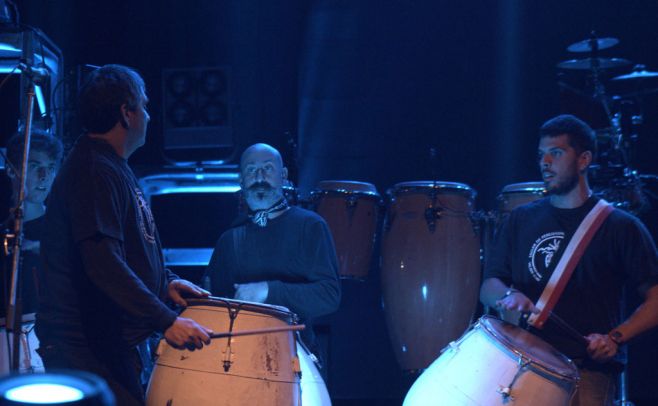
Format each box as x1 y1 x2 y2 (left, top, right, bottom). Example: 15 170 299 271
5 70 38 372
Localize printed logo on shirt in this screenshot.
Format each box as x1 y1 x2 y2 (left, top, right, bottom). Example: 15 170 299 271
528 231 564 282
135 188 156 244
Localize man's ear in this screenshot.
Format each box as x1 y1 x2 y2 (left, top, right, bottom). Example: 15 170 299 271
120 104 130 129
579 150 592 172
282 167 288 180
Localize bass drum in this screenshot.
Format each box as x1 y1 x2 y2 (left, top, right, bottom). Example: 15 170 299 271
146 298 301 406
404 316 579 406
297 340 332 406
0 313 44 374
310 180 380 280
381 181 481 371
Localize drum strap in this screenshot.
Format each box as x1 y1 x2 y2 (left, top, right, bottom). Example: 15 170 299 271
527 199 613 329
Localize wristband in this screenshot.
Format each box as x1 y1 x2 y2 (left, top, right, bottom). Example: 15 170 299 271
499 288 519 301
608 330 624 345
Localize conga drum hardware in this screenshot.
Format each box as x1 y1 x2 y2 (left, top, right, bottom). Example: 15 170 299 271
216 297 244 372
423 206 443 232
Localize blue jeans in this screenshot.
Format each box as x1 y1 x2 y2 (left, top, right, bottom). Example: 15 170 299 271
570 368 617 406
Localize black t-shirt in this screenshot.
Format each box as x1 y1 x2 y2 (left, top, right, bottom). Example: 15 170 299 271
1 216 45 317
205 206 341 348
36 136 177 348
485 196 658 365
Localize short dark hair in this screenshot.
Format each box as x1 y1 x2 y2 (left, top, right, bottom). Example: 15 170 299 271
539 114 596 156
5 129 63 171
78 64 145 134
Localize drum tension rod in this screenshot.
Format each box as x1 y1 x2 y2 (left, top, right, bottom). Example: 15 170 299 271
424 206 443 233
345 194 358 225
221 305 242 373
496 357 531 402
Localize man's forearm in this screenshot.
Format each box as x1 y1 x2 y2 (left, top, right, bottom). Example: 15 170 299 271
480 277 510 308
610 285 658 343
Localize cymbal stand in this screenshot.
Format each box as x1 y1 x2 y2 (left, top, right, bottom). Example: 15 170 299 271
615 288 635 406
586 34 616 131
5 68 39 373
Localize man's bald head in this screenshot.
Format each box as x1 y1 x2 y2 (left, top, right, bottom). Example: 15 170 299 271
240 143 288 210
240 143 284 171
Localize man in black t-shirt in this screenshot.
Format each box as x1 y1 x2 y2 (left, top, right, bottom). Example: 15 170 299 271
205 143 341 356
481 115 658 405
36 65 213 405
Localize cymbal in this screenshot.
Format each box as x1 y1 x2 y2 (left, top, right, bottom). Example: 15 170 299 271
557 57 632 70
612 69 658 81
567 37 619 53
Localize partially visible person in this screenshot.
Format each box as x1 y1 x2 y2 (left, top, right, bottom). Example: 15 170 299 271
1 129 62 374
35 64 212 405
481 114 658 405
1 129 63 317
205 143 341 358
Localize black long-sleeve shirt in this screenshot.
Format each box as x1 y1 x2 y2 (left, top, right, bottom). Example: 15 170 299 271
36 136 177 348
205 206 341 347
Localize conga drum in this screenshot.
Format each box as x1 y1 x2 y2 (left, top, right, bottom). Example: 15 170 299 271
404 316 579 406
146 298 301 405
497 182 546 215
283 184 300 206
311 180 380 279
381 181 481 371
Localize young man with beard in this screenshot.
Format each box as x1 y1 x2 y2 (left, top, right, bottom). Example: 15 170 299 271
205 143 341 357
2 130 63 318
36 65 212 405
1 130 62 374
480 114 658 405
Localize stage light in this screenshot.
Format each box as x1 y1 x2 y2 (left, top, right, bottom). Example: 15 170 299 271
5 383 84 403
34 85 46 117
0 371 115 405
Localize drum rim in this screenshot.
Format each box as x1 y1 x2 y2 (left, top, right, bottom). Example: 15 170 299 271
186 297 297 323
500 182 546 194
312 180 380 197
478 316 579 380
0 313 37 327
390 181 476 198
310 189 380 198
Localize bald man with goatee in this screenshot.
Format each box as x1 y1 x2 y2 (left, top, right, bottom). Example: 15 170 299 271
205 143 341 357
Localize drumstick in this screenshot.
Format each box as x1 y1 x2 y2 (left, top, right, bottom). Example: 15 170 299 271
210 324 305 339
548 312 589 346
548 312 625 372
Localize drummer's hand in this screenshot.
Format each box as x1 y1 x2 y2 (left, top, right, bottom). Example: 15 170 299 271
234 282 268 303
164 317 213 350
168 279 210 307
585 333 618 363
495 291 538 314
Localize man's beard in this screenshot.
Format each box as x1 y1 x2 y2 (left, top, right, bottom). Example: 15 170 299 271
244 182 281 209
545 172 579 196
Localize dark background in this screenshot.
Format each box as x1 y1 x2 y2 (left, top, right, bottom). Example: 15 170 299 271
3 1 658 403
